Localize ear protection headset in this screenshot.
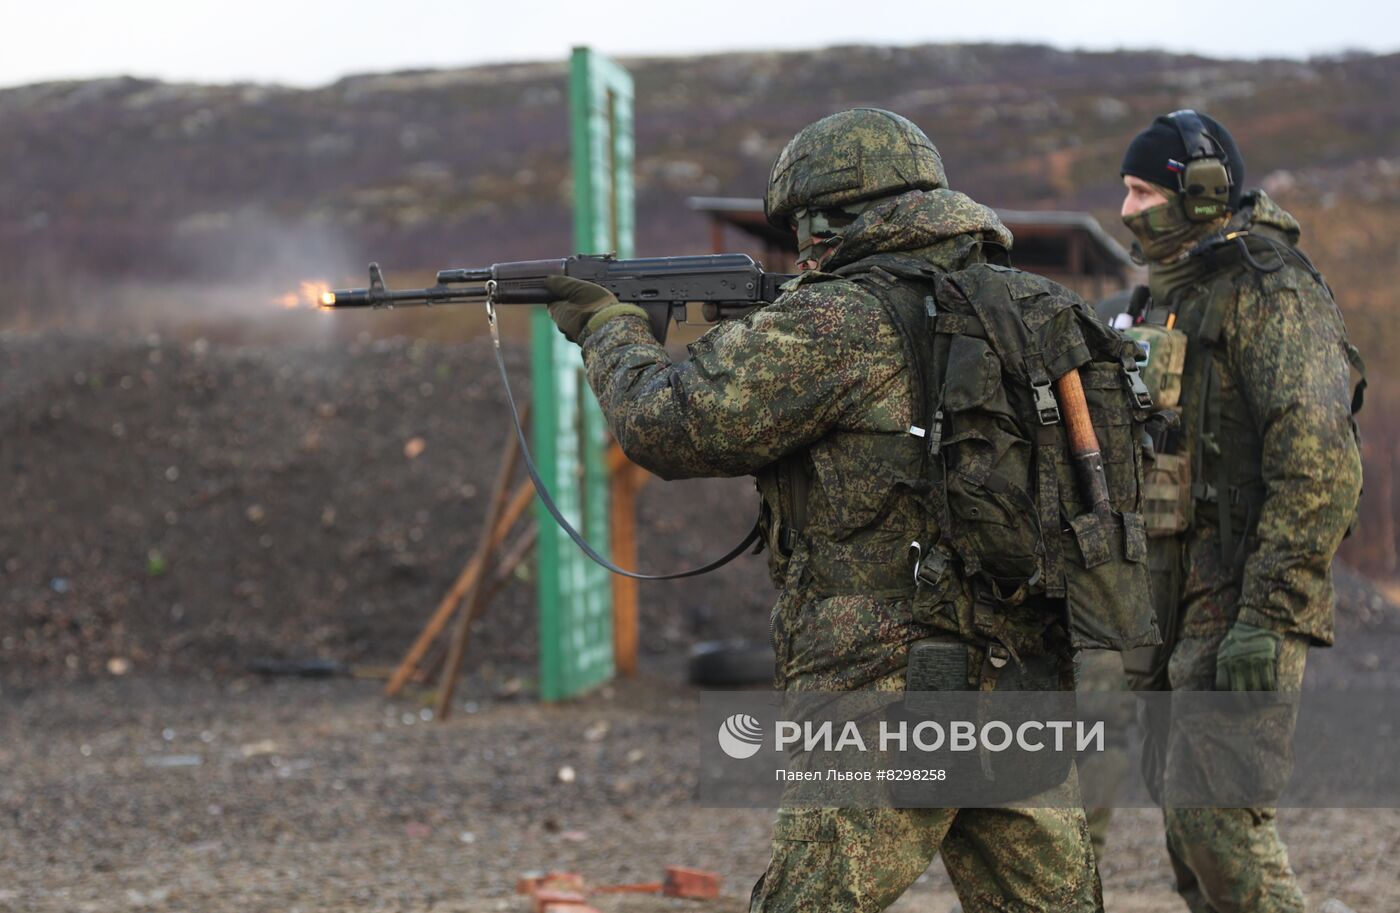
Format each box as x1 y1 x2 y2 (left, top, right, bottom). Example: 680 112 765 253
1165 109 1234 222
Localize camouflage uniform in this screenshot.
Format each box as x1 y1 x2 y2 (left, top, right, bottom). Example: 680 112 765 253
578 186 1105 913
1127 191 1363 913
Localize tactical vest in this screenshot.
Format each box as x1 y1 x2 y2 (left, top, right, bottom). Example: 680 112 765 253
758 254 1159 671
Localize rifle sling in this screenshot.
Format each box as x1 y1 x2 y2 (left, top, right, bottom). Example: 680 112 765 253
487 305 762 580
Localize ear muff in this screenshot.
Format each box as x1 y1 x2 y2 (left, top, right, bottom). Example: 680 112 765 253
1166 109 1233 222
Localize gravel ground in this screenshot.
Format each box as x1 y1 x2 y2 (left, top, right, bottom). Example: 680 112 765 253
4 328 1399 912
3 668 1398 913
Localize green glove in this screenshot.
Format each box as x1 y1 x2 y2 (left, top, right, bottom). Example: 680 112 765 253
1214 621 1283 691
544 276 646 344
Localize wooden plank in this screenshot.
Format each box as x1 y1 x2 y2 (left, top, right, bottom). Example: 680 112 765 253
610 458 639 678
385 476 533 697
433 481 536 718
606 441 651 678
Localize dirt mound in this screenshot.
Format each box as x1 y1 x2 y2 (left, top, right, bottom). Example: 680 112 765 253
1 329 771 688
5 327 1393 690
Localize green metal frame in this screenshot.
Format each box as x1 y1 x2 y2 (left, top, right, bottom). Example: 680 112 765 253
531 47 635 701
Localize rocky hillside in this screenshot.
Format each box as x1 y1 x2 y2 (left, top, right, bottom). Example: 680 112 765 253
3 45 1397 284
2 43 1397 577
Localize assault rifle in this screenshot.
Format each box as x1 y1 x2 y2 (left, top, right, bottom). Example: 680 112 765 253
322 252 795 580
323 253 795 342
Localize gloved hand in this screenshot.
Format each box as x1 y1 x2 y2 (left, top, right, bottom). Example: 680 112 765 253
544 276 646 344
1214 621 1283 691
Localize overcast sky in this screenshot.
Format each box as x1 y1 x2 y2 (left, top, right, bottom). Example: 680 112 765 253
7 0 1397 89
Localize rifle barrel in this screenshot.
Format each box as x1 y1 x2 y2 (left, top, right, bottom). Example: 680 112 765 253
323 284 487 309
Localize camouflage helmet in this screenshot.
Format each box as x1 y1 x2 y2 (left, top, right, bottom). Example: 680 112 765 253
765 108 947 230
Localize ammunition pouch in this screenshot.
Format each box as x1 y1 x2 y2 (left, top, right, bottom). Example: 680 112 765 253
1143 451 1192 537
1124 324 1188 410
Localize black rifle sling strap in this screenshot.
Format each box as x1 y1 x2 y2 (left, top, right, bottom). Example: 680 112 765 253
1184 279 1232 568
485 304 761 580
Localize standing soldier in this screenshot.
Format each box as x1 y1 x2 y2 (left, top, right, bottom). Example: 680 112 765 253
1110 110 1364 913
545 108 1159 913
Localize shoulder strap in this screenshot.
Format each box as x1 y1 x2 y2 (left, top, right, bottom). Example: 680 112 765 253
946 268 1064 598
1346 343 1367 417
844 261 948 533
847 265 935 424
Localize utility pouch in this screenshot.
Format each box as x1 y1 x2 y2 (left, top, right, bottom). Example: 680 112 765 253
1122 536 1183 684
1063 511 1155 651
901 637 1067 704
904 637 975 708
892 639 1074 807
938 334 1043 596
1124 324 1188 410
1142 451 1193 537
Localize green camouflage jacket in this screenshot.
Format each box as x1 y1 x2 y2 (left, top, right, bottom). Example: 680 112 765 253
580 189 1085 690
1140 191 1362 644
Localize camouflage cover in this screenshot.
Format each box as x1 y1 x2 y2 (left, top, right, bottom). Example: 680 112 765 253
765 108 946 230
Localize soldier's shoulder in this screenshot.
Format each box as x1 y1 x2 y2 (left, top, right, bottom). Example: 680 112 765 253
1223 255 1349 362
946 264 1088 337
953 262 1084 305
770 273 892 332
1231 255 1332 317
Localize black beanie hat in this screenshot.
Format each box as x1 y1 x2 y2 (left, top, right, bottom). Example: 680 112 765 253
1121 111 1246 210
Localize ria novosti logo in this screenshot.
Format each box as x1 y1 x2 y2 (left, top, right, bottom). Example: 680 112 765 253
717 713 764 759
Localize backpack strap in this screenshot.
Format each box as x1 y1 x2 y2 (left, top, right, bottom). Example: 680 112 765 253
844 263 973 614
1026 346 1066 600
774 452 812 557
1346 342 1367 417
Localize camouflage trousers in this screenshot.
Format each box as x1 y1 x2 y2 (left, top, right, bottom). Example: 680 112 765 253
749 672 1104 913
748 796 1103 913
1150 632 1311 913
1077 638 1311 913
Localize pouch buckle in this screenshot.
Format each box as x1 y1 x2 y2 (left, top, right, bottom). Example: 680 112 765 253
1032 380 1060 425
910 540 948 589
1123 360 1154 409
779 526 800 556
